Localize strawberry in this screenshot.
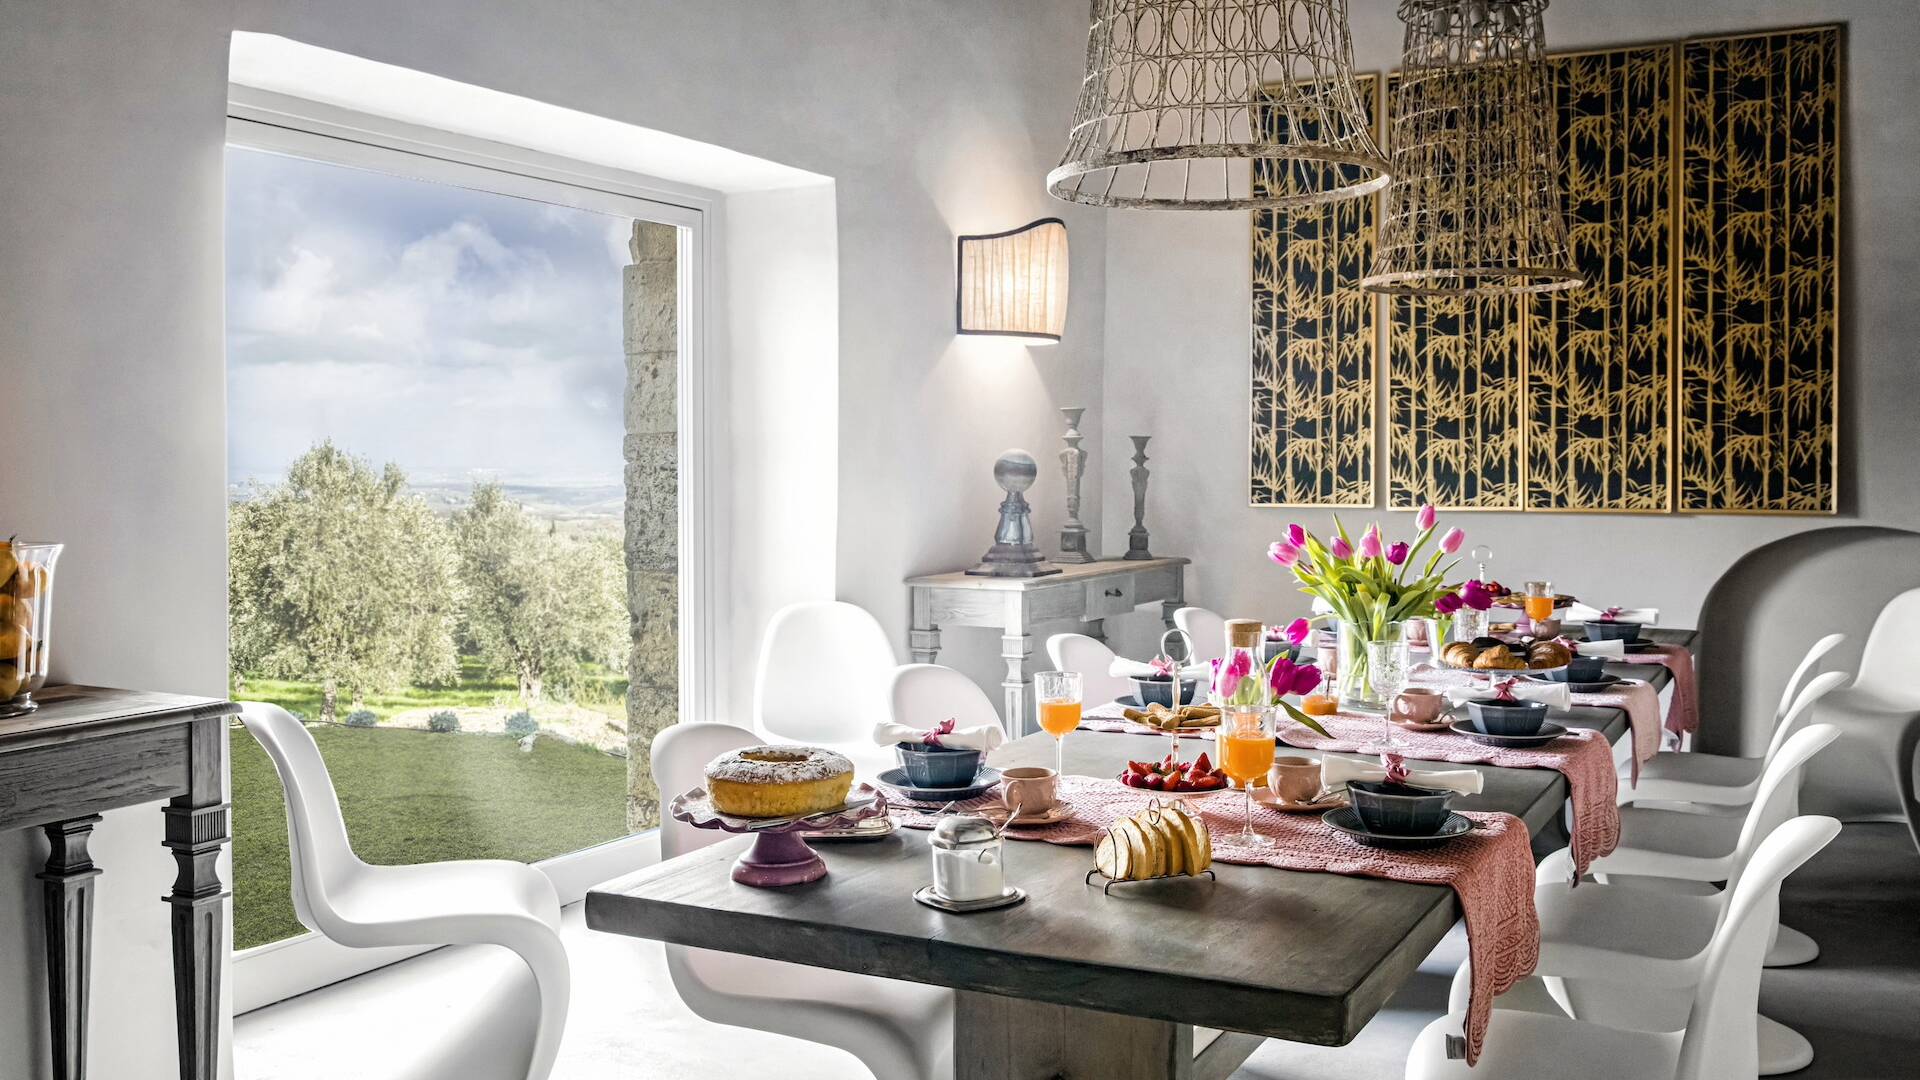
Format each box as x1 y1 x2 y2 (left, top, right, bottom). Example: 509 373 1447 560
1192 752 1213 775
1143 773 1165 790
1127 760 1152 776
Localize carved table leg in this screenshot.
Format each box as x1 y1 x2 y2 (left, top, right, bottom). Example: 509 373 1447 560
1084 617 1108 643
910 587 942 664
38 815 103 1080
164 716 229 1080
1001 594 1033 737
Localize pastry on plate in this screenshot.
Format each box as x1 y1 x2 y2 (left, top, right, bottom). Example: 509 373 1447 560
1528 640 1574 669
1472 644 1526 671
705 745 854 818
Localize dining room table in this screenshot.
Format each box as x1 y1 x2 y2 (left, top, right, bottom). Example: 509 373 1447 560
586 628 1695 1080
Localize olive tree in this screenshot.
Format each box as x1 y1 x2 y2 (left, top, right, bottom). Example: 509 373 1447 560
229 441 460 722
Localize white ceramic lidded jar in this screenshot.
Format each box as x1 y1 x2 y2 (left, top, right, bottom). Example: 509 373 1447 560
930 813 1006 903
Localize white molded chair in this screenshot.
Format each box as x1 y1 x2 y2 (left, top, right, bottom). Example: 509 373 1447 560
238 703 569 1080
1408 815 1841 1080
888 663 1007 738
1172 606 1229 660
1044 632 1133 708
653 722 954 1080
1808 588 1920 852
1474 724 1842 1075
1622 633 1845 809
754 600 900 777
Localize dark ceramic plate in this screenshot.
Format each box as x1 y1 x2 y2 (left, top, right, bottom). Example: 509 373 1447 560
877 766 1001 803
1573 634 1659 650
1323 806 1473 849
1448 718 1569 748
1526 671 1624 693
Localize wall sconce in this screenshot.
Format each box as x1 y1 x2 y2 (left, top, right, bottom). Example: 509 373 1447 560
955 218 1069 343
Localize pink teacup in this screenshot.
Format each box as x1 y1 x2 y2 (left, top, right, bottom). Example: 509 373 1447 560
1000 766 1060 815
1391 687 1447 725
1268 756 1323 804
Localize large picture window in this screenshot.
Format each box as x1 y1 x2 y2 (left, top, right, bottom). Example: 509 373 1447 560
224 137 688 960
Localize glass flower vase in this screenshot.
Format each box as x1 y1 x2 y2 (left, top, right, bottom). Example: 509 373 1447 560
1336 619 1407 714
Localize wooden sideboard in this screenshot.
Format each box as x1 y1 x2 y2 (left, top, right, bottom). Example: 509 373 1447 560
905 557 1188 734
0 685 235 1080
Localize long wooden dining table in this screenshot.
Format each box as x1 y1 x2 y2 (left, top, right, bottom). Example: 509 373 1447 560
586 628 1695 1080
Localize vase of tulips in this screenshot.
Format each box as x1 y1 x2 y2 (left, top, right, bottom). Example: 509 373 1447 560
1267 506 1466 713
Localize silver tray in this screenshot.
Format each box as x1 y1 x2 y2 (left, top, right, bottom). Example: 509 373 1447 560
912 884 1027 913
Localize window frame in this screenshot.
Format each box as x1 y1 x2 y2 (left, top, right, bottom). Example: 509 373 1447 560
226 90 717 1011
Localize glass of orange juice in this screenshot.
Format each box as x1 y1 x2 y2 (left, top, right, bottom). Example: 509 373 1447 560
1035 671 1083 777
1524 580 1555 622
1218 706 1276 846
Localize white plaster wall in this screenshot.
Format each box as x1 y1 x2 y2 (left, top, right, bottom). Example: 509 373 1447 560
0 1 1104 1075
1099 1 1920 664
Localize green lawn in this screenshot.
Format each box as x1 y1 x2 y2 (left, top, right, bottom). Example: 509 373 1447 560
235 658 627 724
231 722 630 950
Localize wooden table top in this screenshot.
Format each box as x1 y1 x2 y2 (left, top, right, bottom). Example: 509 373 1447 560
588 629 1692 1047
0 684 237 752
906 556 1189 590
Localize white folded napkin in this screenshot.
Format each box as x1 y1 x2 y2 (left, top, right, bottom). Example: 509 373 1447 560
871 720 1005 752
1568 602 1660 624
1572 638 1626 658
1108 657 1211 679
1319 753 1485 796
1444 681 1572 710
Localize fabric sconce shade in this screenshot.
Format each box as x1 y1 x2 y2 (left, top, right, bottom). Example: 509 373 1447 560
955 218 1070 343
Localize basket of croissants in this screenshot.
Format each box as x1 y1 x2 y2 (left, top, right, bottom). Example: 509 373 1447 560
1439 637 1573 672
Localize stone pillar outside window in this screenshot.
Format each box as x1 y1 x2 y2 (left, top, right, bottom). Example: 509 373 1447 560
624 221 678 831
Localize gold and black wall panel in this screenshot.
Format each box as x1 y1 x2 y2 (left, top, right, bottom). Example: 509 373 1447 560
1676 27 1840 513
1525 45 1677 512
1249 75 1377 508
1388 294 1527 509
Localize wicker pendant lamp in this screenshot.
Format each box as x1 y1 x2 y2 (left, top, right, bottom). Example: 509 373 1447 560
1362 0 1583 295
1048 0 1389 210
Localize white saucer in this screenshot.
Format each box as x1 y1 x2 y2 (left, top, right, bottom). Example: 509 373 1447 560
913 884 1027 913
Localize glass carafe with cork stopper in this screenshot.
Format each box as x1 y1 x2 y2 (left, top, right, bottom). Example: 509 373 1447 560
1213 619 1269 746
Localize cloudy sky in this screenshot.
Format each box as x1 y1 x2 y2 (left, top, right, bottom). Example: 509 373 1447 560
225 147 633 492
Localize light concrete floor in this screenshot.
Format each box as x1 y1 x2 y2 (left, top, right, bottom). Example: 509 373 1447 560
236 823 1920 1080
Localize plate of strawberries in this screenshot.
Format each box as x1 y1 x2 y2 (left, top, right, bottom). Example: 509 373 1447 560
1116 751 1233 797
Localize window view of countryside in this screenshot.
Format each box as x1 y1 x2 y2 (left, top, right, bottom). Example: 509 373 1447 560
226 147 640 949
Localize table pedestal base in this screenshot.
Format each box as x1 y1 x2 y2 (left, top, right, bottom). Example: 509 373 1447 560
954 990 1262 1080
732 831 827 887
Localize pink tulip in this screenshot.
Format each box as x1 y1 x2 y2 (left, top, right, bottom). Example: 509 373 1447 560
1439 527 1466 554
1267 541 1301 568
1462 580 1494 611
1330 536 1353 560
1417 504 1437 531
1289 662 1323 696
1434 592 1464 615
1218 649 1253 698
1358 529 1382 560
1268 659 1297 699
1288 523 1307 548
1386 541 1410 566
1284 617 1312 646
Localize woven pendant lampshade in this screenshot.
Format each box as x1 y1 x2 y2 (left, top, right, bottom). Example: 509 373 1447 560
1362 0 1583 295
1048 0 1389 210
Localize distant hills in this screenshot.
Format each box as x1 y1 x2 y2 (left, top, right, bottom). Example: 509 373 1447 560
229 476 625 527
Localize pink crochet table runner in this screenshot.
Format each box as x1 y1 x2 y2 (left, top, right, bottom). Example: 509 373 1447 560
1275 714 1620 880
1630 644 1699 737
1407 666 1662 786
889 775 1539 1065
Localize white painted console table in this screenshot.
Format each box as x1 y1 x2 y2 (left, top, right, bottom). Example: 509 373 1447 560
905 557 1189 735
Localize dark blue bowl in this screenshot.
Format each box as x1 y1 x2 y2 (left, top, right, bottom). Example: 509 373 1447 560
894 743 984 788
1584 620 1643 642
1563 654 1607 681
1129 675 1203 708
1259 640 1300 667
1466 699 1550 736
1347 781 1457 836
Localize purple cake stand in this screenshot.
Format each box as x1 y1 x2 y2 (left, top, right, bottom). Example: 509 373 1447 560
670 784 890 887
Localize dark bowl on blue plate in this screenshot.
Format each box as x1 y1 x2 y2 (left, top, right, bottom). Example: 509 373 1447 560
1129 675 1203 708
894 743 984 788
1465 699 1550 736
1563 654 1608 681
1347 780 1457 836
1584 620 1643 642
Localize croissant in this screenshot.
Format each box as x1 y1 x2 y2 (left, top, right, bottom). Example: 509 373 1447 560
1473 645 1526 671
1442 642 1481 668
1528 641 1574 669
